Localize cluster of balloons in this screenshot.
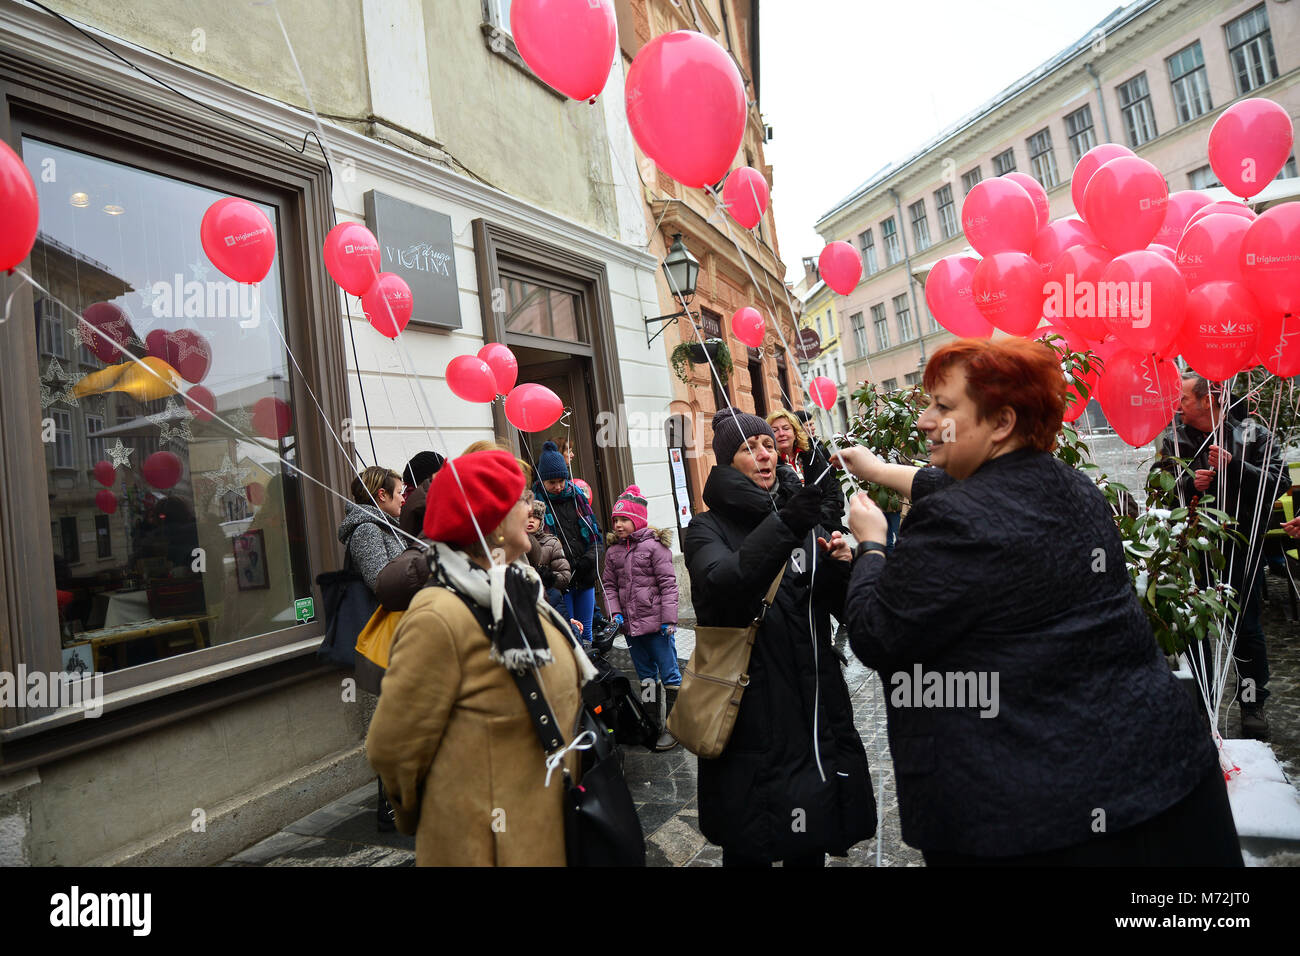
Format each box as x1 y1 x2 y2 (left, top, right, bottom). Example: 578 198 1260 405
445 343 563 432
322 222 412 338
921 97 1298 446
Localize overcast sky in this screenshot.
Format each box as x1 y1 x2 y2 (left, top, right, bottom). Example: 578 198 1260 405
759 0 1132 281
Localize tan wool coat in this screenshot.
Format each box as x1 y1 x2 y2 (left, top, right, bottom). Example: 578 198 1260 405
365 585 584 866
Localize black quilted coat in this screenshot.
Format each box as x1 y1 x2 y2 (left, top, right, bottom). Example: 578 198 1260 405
683 465 877 862
845 448 1217 857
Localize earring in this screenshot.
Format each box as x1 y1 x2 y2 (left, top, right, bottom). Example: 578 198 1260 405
495 533 506 545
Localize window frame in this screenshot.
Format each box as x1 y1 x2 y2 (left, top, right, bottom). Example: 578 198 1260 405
992 149 1016 176
961 167 983 195
1064 105 1097 167
908 199 931 253
1026 127 1059 188
850 311 867 357
934 184 958 240
871 303 891 350
1224 3 1278 96
881 217 901 267
858 229 878 276
1117 72 1158 147
893 292 914 342
1167 41 1212 124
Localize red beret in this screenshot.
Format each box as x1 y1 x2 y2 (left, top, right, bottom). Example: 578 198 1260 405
423 450 525 547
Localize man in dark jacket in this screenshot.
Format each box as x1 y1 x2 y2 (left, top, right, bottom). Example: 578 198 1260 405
1154 372 1287 739
682 407 876 866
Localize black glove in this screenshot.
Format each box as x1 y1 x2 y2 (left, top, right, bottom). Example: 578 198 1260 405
539 567 556 588
779 484 823 537
803 450 839 494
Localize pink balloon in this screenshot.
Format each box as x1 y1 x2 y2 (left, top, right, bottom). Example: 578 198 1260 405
1046 244 1115 342
0 138 38 272
1186 201 1256 232
1257 311 1300 377
972 252 1044 336
809 377 837 410
93 460 116 488
962 177 1039 256
1153 190 1214 246
511 0 617 101
360 272 413 338
1097 348 1180 447
1082 156 1168 252
1208 98 1295 200
1003 172 1049 230
505 383 564 431
923 255 994 337
477 342 519 395
252 396 293 440
1099 251 1187 355
323 222 380 296
1177 281 1261 381
626 31 745 189
1147 243 1177 265
1240 202 1300 315
722 167 770 230
95 490 118 515
81 301 135 364
146 328 170 360
166 328 212 384
1035 325 1094 422
185 384 216 422
732 307 766 348
1070 143 1134 216
446 355 498 404
1175 214 1251 290
1031 218 1097 265
200 197 276 283
818 241 863 295
142 451 183 490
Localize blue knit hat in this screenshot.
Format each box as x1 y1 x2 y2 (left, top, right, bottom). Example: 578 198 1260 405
537 440 570 481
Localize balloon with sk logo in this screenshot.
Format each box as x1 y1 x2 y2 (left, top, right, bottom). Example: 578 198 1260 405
925 255 993 337
361 272 413 338
1098 251 1186 356
1176 281 1260 382
962 178 1038 256
971 252 1044 336
1070 143 1134 219
722 167 770 230
1176 214 1251 290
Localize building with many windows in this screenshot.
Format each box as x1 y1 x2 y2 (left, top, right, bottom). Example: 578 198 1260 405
819 0 1300 397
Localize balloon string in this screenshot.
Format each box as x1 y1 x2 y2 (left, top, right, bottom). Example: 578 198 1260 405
2 277 24 325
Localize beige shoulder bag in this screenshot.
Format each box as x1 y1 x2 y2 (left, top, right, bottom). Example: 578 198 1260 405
666 567 785 759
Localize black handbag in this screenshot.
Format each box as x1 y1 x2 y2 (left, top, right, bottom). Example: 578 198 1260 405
583 650 658 751
315 527 379 668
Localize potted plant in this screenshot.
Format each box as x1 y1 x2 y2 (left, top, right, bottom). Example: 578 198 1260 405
670 337 733 385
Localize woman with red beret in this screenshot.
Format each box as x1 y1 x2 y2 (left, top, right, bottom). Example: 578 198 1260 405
366 450 597 866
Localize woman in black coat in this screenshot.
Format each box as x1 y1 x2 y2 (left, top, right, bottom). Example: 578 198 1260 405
682 408 876 867
837 337 1241 866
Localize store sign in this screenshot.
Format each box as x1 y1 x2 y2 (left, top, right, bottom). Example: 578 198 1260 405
795 327 822 360
364 190 462 330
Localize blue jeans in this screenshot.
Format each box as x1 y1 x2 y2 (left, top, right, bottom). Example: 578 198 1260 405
627 631 682 686
562 587 596 645
884 511 902 554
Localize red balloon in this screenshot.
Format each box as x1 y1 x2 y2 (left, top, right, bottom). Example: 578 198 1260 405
1175 214 1251 290
95 489 118 515
972 251 1045 336
323 222 380 296
1003 172 1050 231
722 167 770 230
1031 218 1097 265
1257 311 1300 377
81 302 135 364
200 197 276 283
0 138 38 272
1147 243 1177 265
1153 190 1214 246
1035 324 1094 423
1097 348 1181 447
731 307 766 348
446 355 498 403
165 328 212 384
818 241 862 295
145 328 170 360
924 255 994 337
360 272 413 338
185 385 216 422
1099 251 1187 355
93 460 116 487
626 31 745 189
1070 143 1134 217
142 450 183 490
961 177 1038 256
1046 244 1115 342
56 589 74 609
1240 202 1300 315
1177 281 1261 382
1208 98 1295 200
809 377 837 410
511 0 617 101
477 342 519 395
252 396 293 440
505 383 564 432
1082 156 1168 253
1186 201 1256 232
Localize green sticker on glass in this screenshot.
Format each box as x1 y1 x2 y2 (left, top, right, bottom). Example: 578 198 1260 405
295 597 315 622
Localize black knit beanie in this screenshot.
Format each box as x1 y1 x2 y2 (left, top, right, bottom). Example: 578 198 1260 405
711 407 776 465
404 450 446 488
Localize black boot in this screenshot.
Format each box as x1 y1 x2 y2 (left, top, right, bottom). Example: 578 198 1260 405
654 682 678 752
1241 703 1270 741
377 777 396 832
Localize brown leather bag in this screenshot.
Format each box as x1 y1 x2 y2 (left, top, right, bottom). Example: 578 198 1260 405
666 568 785 759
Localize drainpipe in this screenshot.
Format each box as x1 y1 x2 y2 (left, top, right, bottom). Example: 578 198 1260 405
889 187 928 373
1084 62 1114 143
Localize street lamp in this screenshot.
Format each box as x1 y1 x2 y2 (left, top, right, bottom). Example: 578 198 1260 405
644 233 700 345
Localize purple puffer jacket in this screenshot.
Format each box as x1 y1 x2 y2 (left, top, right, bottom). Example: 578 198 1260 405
601 526 678 638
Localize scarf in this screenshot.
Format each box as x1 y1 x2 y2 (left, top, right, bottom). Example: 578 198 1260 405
427 541 597 682
534 480 597 544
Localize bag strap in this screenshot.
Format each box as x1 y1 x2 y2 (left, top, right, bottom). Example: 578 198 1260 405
753 566 785 625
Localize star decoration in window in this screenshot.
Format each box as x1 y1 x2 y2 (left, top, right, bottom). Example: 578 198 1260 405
40 358 83 408
226 407 254 436
207 454 252 512
147 398 195 448
107 438 134 469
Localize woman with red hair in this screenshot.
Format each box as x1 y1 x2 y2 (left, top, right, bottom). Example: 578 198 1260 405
835 337 1240 866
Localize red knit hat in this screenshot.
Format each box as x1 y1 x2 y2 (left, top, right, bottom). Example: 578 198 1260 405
423 450 525 547
612 484 648 531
